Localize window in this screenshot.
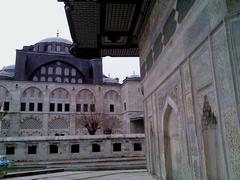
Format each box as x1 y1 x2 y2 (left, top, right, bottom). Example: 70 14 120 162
57 103 62 112
92 144 100 152
110 104 114 112
124 102 126 111
50 103 55 112
41 66 46 74
28 145 37 154
48 77 53 82
21 102 26 111
48 67 53 75
6 145 15 155
56 45 61 52
29 103 34 111
134 143 142 151
71 78 76 83
83 104 88 112
47 45 52 52
64 68 69 76
76 104 81 112
49 144 58 154
33 76 38 81
90 104 95 112
37 103 43 112
64 78 69 83
113 143 121 152
3 102 9 111
56 67 62 75
65 104 70 112
71 68 76 76
55 77 62 83
40 76 46 82
71 144 79 153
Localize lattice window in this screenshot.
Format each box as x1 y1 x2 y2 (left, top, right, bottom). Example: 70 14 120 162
20 116 42 129
49 116 68 129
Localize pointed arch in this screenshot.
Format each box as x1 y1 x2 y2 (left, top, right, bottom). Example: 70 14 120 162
162 96 180 180
103 90 121 113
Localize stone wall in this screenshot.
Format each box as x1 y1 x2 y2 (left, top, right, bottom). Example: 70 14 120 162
0 81 126 136
139 0 240 179
0 134 145 162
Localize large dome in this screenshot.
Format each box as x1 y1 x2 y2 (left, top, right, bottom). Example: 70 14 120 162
28 37 72 54
38 37 72 44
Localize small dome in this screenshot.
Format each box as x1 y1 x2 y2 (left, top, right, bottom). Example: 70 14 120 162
38 37 72 44
0 65 15 80
129 74 140 78
103 77 119 84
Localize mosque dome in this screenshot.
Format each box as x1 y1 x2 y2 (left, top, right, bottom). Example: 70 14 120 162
0 65 15 80
28 37 72 54
38 37 72 44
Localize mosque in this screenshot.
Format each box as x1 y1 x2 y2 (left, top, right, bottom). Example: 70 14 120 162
0 37 145 162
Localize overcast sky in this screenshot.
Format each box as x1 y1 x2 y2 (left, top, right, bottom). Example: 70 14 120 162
0 0 139 82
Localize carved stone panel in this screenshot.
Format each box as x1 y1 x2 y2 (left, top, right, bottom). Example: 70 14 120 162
212 24 240 179
191 41 212 90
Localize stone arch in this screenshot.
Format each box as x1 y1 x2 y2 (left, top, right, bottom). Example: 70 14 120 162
103 90 121 113
76 89 95 103
50 87 70 100
0 85 10 108
29 60 85 84
0 85 10 99
162 96 180 180
21 87 43 101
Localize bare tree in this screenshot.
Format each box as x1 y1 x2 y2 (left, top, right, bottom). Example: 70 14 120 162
77 113 105 135
102 116 119 134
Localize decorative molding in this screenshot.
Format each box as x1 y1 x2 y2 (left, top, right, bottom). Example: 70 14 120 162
201 95 217 130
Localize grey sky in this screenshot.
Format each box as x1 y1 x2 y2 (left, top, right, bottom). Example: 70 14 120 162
0 0 139 82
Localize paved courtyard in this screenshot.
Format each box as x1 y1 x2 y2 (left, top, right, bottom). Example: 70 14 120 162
5 169 155 180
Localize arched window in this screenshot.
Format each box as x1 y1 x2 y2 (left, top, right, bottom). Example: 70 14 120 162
48 67 53 75
20 87 43 112
40 77 46 82
47 45 52 52
55 77 62 83
64 68 69 76
41 66 46 74
33 76 38 81
104 90 121 113
56 67 62 75
71 68 76 76
76 89 95 112
49 88 70 112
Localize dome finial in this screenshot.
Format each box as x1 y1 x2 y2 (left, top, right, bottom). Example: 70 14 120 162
56 29 59 38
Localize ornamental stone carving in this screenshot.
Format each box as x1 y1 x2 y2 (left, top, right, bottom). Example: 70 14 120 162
201 95 217 130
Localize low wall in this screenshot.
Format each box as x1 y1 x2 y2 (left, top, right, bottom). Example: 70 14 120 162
0 134 145 162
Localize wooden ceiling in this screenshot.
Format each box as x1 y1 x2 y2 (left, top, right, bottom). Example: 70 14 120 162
58 0 155 58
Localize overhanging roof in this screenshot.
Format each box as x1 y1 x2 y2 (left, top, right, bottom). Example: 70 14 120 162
58 0 155 58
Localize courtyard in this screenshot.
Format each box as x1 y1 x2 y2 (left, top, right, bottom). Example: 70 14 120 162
4 170 155 180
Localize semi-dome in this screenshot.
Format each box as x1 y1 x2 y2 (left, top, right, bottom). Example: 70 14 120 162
0 65 15 80
38 37 72 44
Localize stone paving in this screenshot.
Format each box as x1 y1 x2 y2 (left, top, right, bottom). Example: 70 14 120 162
5 169 155 180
